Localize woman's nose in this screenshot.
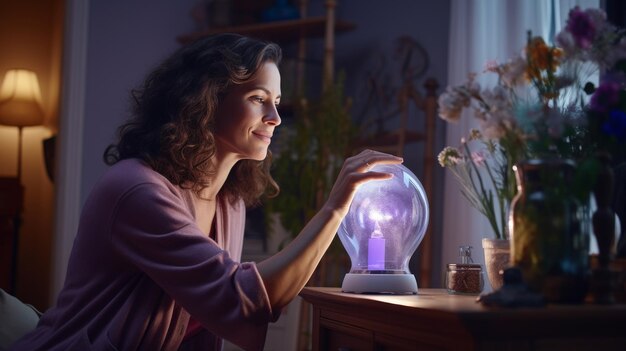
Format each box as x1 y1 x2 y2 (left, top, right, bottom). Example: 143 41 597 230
264 105 281 126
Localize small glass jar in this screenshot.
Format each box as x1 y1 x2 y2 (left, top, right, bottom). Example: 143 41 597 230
445 246 484 295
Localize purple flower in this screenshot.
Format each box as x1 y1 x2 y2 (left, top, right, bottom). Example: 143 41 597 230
566 6 596 49
602 109 626 140
589 81 620 113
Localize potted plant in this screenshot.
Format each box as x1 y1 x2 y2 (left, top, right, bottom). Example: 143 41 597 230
438 126 522 290
264 74 356 285
437 65 528 289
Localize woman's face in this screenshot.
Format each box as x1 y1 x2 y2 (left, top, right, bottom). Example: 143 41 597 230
214 61 282 162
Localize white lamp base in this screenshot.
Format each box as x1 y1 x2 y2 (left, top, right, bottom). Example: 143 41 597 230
341 273 418 294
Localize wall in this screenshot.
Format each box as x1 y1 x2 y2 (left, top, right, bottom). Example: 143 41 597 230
49 0 200 299
80 0 199 205
56 0 450 300
64 0 451 291
0 0 63 310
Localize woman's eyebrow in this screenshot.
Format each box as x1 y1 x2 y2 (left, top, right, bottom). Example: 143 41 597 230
250 86 281 99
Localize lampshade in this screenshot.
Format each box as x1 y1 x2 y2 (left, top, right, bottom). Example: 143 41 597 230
338 164 429 294
0 69 45 127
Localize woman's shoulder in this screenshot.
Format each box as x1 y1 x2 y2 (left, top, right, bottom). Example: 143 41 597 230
93 158 177 200
102 158 161 182
80 158 186 220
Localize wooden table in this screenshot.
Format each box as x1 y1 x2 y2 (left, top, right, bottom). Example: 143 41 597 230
300 287 626 351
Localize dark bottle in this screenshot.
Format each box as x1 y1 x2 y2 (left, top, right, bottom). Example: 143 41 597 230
509 158 589 304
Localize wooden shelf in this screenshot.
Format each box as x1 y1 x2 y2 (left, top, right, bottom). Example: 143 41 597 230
301 287 626 351
177 16 355 44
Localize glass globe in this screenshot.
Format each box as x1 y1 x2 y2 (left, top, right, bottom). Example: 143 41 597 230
338 163 429 294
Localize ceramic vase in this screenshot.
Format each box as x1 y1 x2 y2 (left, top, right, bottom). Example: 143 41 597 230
481 238 510 291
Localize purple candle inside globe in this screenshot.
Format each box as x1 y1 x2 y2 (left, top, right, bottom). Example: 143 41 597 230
367 219 386 270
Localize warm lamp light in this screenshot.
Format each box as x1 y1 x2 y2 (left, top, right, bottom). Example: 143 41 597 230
0 69 45 181
0 69 44 294
338 164 429 294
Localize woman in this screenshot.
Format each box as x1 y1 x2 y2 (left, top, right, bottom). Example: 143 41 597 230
10 33 402 351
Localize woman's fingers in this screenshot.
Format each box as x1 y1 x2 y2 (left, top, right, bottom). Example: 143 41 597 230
325 150 404 216
349 149 403 172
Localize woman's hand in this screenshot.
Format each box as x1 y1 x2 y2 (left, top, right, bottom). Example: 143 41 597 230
258 149 403 310
324 149 403 218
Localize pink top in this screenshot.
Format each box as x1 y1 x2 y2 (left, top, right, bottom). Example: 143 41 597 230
11 159 276 351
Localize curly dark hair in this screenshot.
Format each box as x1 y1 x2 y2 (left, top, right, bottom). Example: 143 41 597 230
103 33 282 206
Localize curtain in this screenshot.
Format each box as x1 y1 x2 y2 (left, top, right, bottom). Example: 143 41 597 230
441 0 599 291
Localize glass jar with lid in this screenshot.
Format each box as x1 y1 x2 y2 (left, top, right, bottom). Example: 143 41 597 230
445 246 484 295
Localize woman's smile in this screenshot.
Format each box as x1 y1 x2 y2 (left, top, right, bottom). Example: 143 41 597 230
252 130 273 144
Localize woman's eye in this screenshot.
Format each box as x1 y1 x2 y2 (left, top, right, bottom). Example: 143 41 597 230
252 96 265 103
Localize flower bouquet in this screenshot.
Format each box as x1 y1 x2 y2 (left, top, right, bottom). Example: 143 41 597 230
438 6 626 298
438 6 626 238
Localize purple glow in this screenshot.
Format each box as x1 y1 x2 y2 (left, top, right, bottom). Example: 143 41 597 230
368 237 385 270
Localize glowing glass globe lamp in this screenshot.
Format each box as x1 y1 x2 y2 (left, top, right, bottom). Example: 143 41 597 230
338 164 429 294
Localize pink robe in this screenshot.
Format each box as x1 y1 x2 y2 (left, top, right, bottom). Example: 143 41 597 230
11 159 275 351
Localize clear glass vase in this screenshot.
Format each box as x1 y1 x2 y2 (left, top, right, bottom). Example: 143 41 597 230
509 158 590 304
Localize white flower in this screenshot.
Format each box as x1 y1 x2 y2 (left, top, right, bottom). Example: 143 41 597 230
499 55 528 88
483 86 513 111
437 146 464 167
437 86 470 123
478 120 498 139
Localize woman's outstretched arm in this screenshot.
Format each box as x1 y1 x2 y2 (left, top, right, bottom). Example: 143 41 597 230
257 150 403 310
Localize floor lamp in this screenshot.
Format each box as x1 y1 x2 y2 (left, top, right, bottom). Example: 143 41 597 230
0 69 45 294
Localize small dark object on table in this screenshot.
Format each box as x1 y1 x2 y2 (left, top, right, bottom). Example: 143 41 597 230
477 267 545 307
